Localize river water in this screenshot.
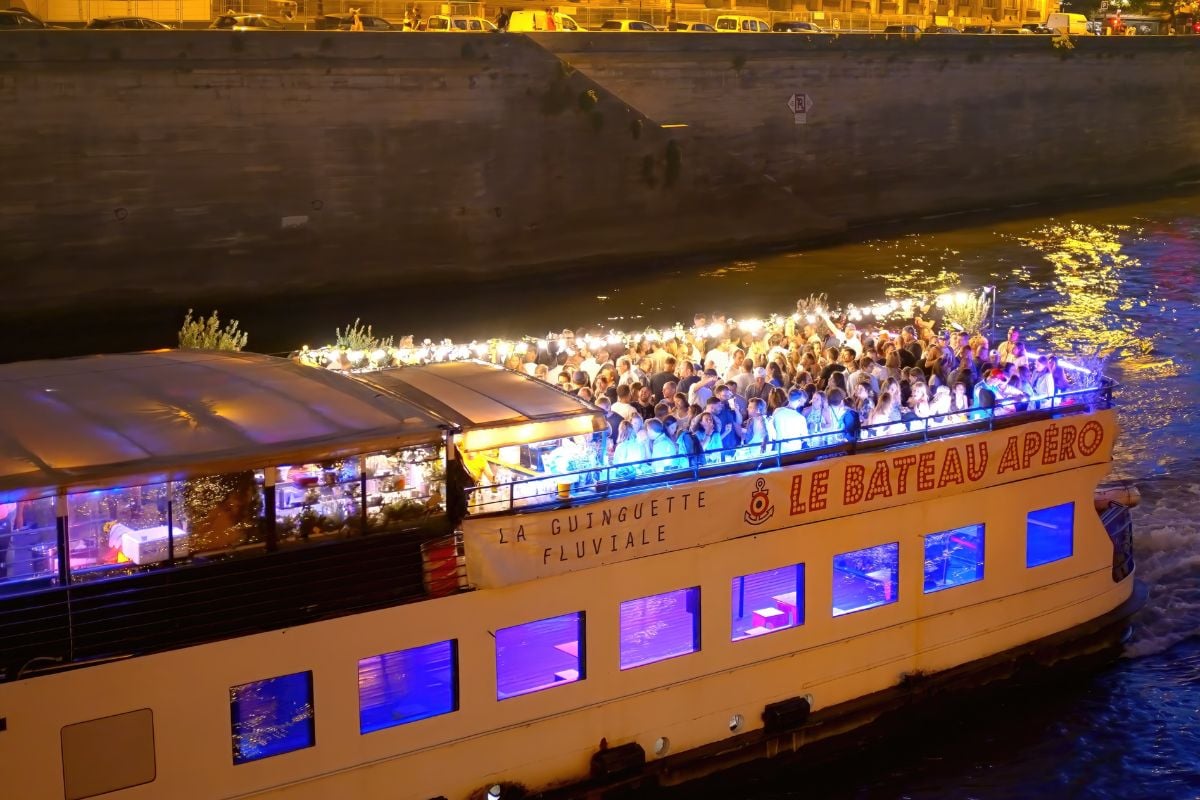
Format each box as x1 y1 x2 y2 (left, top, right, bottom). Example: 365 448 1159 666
16 193 1200 798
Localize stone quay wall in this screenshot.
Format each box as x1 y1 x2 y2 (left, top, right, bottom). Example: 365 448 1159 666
0 32 1198 313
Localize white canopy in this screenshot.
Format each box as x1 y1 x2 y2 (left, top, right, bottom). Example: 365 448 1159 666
355 361 605 451
0 351 445 501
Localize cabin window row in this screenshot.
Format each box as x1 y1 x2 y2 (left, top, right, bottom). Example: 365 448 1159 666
231 502 1073 762
0 446 444 595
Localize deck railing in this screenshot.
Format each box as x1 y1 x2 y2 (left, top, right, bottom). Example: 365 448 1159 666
1100 500 1135 583
468 379 1115 515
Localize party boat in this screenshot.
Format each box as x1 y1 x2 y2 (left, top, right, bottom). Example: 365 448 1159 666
0 350 1142 800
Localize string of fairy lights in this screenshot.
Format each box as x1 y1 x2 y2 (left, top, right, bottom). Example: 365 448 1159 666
294 289 996 371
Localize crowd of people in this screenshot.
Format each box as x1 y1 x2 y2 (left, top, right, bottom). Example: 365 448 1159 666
502 302 1086 474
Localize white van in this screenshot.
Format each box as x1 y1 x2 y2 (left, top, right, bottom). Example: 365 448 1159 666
715 14 769 32
1045 12 1088 34
505 9 584 31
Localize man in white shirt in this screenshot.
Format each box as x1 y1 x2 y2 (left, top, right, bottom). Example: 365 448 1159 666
616 356 636 387
705 343 731 378
689 369 719 408
734 358 754 396
819 311 864 359
610 384 637 421
769 389 810 451
578 349 601 385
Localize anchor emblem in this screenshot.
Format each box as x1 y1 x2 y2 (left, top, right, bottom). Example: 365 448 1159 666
744 477 775 526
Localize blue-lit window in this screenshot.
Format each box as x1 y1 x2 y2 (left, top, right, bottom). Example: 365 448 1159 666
359 640 458 734
620 587 701 669
1027 502 1074 567
833 543 899 617
731 564 804 641
923 524 985 593
230 671 315 764
495 612 584 700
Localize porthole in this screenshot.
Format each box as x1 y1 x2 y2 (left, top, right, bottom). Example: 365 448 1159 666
729 714 744 732
654 736 670 757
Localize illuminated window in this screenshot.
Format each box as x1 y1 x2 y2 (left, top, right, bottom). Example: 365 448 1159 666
174 470 264 556
230 671 315 764
923 524 985 593
620 587 701 669
832 543 899 617
0 496 59 595
1026 502 1074 567
495 612 584 700
359 640 457 734
731 564 804 641
66 483 175 581
275 460 362 543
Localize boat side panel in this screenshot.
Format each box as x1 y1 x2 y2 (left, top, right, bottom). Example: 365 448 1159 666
0 461 1127 800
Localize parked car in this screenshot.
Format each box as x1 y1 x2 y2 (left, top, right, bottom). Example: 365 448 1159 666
999 27 1034 33
1021 23 1055 33
924 25 961 33
772 20 825 32
87 16 175 28
883 24 921 34
421 14 497 31
210 13 285 29
599 19 656 31
667 21 715 31
961 24 992 33
312 13 394 30
504 10 583 31
0 7 62 28
715 14 769 32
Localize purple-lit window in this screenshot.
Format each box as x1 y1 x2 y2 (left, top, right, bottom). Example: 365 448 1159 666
0 496 59 596
359 640 458 734
620 587 701 670
495 611 584 700
731 564 804 641
832 543 899 617
230 671 315 764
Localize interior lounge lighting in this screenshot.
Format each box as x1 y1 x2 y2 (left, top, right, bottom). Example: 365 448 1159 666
459 415 602 452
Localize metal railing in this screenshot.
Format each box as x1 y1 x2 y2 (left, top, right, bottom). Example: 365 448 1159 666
467 379 1114 515
1100 501 1134 583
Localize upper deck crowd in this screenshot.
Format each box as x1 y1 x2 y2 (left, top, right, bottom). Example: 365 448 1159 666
500 302 1082 471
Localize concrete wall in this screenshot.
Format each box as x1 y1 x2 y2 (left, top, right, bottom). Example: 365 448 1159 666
1 32 1198 313
540 33 1200 226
